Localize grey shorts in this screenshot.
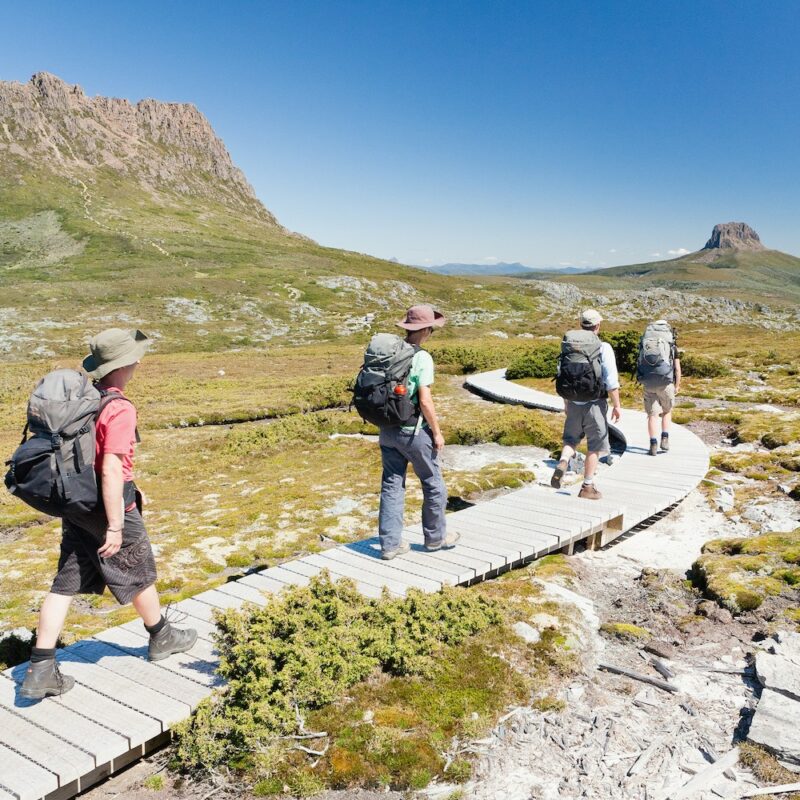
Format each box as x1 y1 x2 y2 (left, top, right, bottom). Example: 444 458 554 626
644 383 676 417
563 399 610 454
51 507 157 605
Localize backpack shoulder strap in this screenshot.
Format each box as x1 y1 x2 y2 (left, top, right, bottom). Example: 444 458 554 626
96 389 140 443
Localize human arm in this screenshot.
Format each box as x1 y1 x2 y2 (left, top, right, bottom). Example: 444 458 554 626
98 453 124 557
418 386 444 451
601 343 622 421
608 388 621 422
674 358 681 393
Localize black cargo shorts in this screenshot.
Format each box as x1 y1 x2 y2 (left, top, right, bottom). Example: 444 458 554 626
50 499 157 605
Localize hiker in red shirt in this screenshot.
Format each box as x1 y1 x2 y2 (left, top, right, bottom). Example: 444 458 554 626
21 329 197 699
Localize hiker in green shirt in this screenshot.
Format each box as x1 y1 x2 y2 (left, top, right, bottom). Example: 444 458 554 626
378 305 460 559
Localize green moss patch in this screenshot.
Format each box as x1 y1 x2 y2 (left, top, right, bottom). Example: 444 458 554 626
692 529 800 614
599 622 650 641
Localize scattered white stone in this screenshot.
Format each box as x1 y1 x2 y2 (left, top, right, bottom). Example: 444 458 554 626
748 688 800 768
513 621 541 644
715 487 735 512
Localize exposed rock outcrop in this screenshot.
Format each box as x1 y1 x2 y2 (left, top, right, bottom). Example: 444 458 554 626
0 72 278 224
703 222 765 252
749 632 800 769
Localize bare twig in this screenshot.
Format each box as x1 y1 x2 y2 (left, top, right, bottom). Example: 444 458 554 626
281 732 328 740
293 742 329 757
650 657 676 680
598 662 679 693
739 783 800 797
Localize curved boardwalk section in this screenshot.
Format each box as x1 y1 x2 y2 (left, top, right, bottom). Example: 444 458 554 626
1 370 709 800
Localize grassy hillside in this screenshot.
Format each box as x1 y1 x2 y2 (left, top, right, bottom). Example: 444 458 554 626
554 249 800 302
0 154 549 358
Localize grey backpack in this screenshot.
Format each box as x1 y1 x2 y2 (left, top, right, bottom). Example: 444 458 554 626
555 330 605 401
637 321 675 386
352 334 420 427
4 370 129 519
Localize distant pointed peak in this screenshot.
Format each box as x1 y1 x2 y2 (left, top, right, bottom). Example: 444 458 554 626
703 222 765 252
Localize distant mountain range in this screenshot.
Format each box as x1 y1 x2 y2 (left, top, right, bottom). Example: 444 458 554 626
422 261 597 276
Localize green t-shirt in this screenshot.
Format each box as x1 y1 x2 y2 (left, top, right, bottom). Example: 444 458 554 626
402 350 434 431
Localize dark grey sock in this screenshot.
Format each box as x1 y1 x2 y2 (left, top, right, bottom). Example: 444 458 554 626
30 647 56 663
145 615 166 636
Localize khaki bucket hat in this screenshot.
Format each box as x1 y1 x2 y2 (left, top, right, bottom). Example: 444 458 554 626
82 328 149 380
396 304 446 331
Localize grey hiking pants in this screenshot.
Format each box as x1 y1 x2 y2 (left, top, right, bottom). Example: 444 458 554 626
378 426 447 552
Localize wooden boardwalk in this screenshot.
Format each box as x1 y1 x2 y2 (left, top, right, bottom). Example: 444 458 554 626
1 370 709 799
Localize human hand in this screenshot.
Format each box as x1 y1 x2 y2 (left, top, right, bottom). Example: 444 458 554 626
138 489 148 506
98 527 122 558
433 433 445 452
611 405 622 422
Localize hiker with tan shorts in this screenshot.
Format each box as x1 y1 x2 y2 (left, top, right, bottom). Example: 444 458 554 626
550 309 621 500
14 329 197 699
636 320 681 456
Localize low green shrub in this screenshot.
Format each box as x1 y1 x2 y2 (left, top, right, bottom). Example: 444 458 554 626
681 353 729 378
446 408 561 451
505 344 559 380
174 574 500 782
429 343 523 374
600 330 640 375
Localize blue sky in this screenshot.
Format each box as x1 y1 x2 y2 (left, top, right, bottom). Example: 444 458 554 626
2 0 798 267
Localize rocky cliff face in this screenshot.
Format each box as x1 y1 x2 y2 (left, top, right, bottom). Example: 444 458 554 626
0 72 278 224
703 222 765 252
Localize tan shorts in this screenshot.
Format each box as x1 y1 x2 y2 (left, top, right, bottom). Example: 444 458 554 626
644 383 676 417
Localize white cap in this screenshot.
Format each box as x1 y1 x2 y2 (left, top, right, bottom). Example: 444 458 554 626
580 308 603 328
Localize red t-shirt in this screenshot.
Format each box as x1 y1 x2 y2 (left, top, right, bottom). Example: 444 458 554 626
95 388 137 490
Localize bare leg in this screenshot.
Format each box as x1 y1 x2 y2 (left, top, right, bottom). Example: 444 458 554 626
584 451 600 483
661 410 672 434
558 443 576 465
132 584 161 627
34 593 73 649
648 414 659 439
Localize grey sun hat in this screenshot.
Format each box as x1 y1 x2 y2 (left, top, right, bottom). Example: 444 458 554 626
580 308 603 328
82 328 149 380
396 304 446 331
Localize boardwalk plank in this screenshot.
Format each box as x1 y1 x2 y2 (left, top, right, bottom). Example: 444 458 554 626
0 705 95 787
213 580 270 606
69 639 211 707
276 559 386 598
239 568 308 591
0 674 159 752
45 647 191 727
315 547 443 592
93 627 221 690
344 540 460 584
0 742 58 800
300 553 414 596
0 677 129 766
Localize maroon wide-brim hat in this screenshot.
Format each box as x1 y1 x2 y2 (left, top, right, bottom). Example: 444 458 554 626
396 304 447 331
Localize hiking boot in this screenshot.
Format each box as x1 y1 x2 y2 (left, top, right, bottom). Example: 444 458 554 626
381 541 411 561
148 621 197 662
425 531 460 552
19 659 75 700
660 435 670 452
550 460 568 489
578 483 602 500
649 440 658 456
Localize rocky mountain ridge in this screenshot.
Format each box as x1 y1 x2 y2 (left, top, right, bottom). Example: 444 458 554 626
703 222 765 252
0 72 278 224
